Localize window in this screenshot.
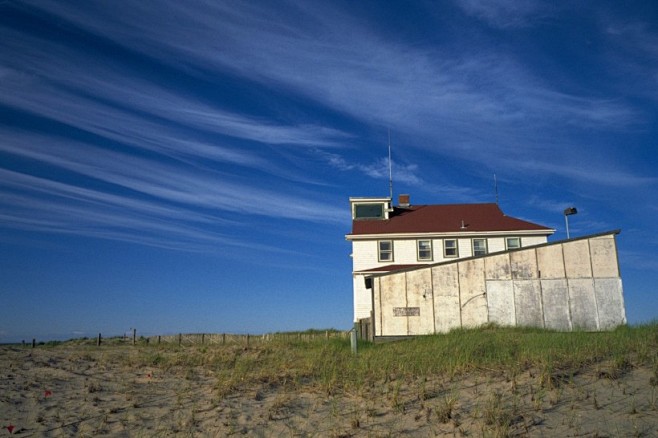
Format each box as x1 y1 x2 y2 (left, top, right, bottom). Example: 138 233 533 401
473 238 488 256
417 240 432 261
378 240 393 262
354 203 384 219
506 237 521 250
444 239 458 258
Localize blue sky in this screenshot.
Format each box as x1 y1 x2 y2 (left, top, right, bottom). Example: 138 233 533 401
1 1 657 342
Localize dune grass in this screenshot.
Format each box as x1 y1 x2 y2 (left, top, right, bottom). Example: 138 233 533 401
12 323 657 436
58 322 658 400
358 323 657 378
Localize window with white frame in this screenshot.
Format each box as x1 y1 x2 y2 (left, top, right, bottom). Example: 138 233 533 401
378 240 393 262
354 203 385 220
473 238 488 256
417 240 432 261
506 237 521 250
444 239 458 257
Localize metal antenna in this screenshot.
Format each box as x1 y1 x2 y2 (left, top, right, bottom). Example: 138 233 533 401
388 129 393 200
494 173 499 205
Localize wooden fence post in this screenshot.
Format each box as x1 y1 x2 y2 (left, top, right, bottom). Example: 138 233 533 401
201 333 205 344
158 335 161 345
246 334 250 348
97 333 102 346
350 329 357 355
133 329 137 346
222 333 226 345
178 333 182 346
370 310 375 342
32 338 36 348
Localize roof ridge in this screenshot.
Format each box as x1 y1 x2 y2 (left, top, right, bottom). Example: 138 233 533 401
351 202 553 235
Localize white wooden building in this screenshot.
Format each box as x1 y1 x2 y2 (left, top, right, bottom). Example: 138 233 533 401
346 195 555 323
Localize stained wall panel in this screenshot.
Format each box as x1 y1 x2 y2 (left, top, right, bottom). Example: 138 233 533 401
595 278 626 330
459 259 488 327
405 270 434 335
432 264 461 333
590 237 619 278
514 280 543 328
486 280 515 326
563 241 593 278
540 279 571 331
378 273 407 336
569 279 599 330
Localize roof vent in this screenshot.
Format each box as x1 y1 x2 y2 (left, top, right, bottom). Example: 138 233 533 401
398 194 410 208
460 220 467 229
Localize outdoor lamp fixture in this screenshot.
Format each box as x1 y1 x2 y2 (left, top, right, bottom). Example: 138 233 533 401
564 207 577 239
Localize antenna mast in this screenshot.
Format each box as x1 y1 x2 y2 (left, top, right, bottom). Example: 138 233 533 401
494 173 499 205
388 129 393 200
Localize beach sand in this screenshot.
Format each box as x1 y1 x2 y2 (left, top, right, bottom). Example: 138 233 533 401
1 344 656 436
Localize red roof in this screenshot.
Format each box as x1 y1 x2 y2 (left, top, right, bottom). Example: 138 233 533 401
349 203 552 236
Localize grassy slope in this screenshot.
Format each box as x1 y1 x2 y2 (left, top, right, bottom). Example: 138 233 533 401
56 323 658 398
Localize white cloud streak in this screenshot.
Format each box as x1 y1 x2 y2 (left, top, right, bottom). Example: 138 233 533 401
0 4 355 250
28 1 636 134
22 0 646 188
455 0 551 29
0 130 345 252
518 159 657 188
0 132 344 223
318 150 481 201
1 0 655 251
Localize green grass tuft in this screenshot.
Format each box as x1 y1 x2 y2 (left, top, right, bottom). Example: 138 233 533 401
51 323 658 398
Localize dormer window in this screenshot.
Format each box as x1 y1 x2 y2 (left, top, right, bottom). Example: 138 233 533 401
354 203 384 219
350 197 391 220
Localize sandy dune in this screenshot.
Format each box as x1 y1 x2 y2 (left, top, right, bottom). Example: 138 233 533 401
1 344 657 436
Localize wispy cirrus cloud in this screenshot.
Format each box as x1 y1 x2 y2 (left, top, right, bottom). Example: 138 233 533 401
605 21 658 58
317 149 481 201
9 0 645 198
321 151 422 185
525 195 577 214
1 0 655 254
601 18 658 101
0 132 345 253
516 159 657 188
0 19 350 176
0 2 356 253
0 46 345 156
454 0 552 28
28 1 637 137
0 133 345 224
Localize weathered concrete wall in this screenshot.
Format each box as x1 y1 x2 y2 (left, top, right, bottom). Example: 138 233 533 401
541 279 571 330
372 231 625 336
460 258 488 328
432 264 461 333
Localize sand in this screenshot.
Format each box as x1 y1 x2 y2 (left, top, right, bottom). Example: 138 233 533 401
1 344 657 437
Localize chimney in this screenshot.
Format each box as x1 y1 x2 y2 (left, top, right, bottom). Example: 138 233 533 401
398 194 410 208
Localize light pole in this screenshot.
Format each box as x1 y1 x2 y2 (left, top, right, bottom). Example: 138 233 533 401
564 207 577 239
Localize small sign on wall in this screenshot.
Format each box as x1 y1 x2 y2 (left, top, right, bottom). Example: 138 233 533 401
393 307 420 317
